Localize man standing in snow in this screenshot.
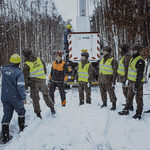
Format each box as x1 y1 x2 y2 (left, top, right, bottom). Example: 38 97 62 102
1 54 26 144
48 51 68 106
118 44 145 119
76 51 93 105
22 50 55 119
117 44 133 110
99 46 118 110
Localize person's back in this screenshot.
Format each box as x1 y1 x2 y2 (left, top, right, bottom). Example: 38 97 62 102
1 54 26 144
1 64 26 102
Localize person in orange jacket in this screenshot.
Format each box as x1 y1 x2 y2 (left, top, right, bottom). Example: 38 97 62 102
48 51 68 106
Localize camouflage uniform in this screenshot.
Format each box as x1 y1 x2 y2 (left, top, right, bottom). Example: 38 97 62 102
125 81 143 114
23 55 54 115
117 53 131 99
99 55 118 108
77 60 93 105
118 44 145 119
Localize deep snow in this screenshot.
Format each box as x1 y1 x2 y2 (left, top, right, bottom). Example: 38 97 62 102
0 81 150 150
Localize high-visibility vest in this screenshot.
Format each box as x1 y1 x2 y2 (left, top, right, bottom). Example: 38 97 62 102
99 57 114 75
128 56 145 82
25 57 46 79
117 56 125 76
78 62 90 82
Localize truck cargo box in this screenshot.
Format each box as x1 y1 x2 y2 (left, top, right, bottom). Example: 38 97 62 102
68 32 101 62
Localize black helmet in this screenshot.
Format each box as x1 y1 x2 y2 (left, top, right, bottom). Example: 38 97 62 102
120 43 130 53
131 44 143 51
81 51 89 58
103 46 112 53
22 50 32 57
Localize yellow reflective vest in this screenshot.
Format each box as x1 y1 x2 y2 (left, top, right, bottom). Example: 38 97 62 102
25 57 46 79
99 57 114 75
78 62 90 82
128 56 145 82
117 56 125 76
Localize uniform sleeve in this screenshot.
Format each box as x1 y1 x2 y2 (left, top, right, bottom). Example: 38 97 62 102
88 64 93 82
75 66 78 81
41 59 47 74
63 63 68 81
112 59 118 82
122 55 130 83
135 59 145 88
23 64 30 90
17 72 26 100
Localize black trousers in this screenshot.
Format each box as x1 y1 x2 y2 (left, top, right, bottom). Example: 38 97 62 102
49 81 66 104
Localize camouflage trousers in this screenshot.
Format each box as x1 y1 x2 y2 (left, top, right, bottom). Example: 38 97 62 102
99 83 117 103
122 87 128 99
78 82 91 104
125 81 143 114
30 81 54 114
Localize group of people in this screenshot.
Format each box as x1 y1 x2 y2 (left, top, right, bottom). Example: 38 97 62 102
0 43 147 144
78 44 146 120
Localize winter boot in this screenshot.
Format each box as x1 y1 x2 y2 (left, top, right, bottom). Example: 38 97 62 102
36 113 42 119
50 107 56 115
118 110 129 115
1 124 12 144
132 114 141 120
101 101 107 108
79 100 84 105
144 110 150 113
122 103 126 106
18 117 25 132
62 100 66 107
86 101 91 104
110 102 116 110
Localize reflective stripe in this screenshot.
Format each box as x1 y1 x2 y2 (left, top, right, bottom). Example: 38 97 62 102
78 62 90 82
99 57 114 75
78 72 88 75
18 115 25 118
30 73 45 78
2 122 10 125
25 57 46 79
30 68 44 75
100 69 113 73
119 62 124 67
118 68 124 72
128 69 136 72
17 82 25 86
128 74 137 78
128 56 145 82
99 64 112 69
117 56 125 76
78 76 88 79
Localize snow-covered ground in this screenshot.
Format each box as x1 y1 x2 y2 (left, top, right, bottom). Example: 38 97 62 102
0 81 150 150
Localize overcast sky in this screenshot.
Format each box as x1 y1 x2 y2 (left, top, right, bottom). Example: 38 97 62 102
54 0 94 31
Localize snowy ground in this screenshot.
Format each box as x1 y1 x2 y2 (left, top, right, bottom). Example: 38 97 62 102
0 80 150 150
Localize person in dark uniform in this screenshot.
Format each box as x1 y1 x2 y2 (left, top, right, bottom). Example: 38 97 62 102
1 54 26 144
48 51 68 106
